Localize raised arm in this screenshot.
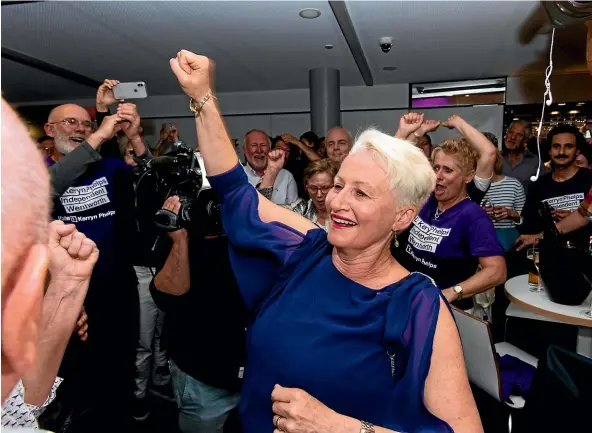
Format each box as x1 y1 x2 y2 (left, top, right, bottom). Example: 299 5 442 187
23 221 99 406
442 115 497 179
49 114 122 198
281 133 321 161
117 102 149 159
169 50 315 234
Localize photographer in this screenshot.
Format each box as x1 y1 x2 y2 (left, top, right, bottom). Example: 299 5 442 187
150 196 246 433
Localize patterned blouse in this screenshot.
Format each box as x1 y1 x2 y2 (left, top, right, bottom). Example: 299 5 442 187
282 198 328 231
2 378 62 429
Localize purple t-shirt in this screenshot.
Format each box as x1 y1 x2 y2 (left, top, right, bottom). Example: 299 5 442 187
44 155 56 167
401 195 503 308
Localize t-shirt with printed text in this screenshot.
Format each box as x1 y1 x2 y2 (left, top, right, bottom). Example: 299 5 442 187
397 195 504 309
521 168 592 248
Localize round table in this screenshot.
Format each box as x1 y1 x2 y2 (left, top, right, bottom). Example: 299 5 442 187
505 275 592 358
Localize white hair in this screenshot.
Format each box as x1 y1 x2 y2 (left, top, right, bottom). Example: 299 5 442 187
350 128 436 210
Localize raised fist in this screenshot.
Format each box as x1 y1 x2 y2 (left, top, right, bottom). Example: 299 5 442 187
266 149 286 173
169 50 214 101
397 112 424 139
47 220 99 285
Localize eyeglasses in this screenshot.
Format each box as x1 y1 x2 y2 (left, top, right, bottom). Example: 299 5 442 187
306 184 333 194
48 118 95 130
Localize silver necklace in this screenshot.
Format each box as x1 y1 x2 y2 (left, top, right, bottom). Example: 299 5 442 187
434 195 469 220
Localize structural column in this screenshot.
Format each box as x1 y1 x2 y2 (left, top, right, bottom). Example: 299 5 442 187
309 68 340 137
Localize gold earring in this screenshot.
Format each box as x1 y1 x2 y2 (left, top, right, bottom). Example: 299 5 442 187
392 230 399 248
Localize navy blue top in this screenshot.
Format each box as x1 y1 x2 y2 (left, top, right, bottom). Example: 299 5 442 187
52 157 136 283
209 164 453 433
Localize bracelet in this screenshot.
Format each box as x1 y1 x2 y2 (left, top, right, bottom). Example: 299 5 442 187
189 91 216 117
360 421 375 433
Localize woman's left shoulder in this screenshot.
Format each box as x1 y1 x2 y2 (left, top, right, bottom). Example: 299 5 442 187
397 272 442 302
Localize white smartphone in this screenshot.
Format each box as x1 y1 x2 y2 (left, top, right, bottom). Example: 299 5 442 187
113 82 148 100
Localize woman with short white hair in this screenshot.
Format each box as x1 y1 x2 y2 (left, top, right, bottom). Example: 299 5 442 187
170 50 482 433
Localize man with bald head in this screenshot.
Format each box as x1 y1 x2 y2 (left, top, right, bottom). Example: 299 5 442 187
325 126 353 165
44 100 151 426
1 99 98 429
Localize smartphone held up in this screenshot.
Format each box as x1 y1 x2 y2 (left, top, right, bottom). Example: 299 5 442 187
113 82 148 100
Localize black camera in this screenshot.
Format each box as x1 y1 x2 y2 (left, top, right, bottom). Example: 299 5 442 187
135 143 223 236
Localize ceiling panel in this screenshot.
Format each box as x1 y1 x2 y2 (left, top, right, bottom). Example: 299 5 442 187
1 58 96 103
1 1 362 102
347 1 550 85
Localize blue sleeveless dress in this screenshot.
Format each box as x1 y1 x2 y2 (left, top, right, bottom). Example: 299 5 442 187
208 164 453 433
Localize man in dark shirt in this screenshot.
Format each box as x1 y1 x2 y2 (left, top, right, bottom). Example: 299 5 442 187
151 196 246 433
516 124 592 251
44 100 149 429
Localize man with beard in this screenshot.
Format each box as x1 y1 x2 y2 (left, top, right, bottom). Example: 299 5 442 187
516 124 592 251
242 129 297 205
502 120 539 194
43 102 149 429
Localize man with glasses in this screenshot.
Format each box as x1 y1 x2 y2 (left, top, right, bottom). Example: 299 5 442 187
44 101 150 428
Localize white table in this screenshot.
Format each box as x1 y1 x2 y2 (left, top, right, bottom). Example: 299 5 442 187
504 275 592 358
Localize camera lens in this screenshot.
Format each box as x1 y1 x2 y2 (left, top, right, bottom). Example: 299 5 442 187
139 83 144 87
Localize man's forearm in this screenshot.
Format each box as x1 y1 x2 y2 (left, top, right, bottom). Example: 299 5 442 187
557 209 589 234
153 239 191 296
295 141 321 161
49 142 102 198
22 280 88 406
129 136 151 163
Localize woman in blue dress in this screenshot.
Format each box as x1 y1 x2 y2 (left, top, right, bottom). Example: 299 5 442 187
169 50 483 433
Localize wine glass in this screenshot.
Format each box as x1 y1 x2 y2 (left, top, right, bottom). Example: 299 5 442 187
527 245 543 293
579 274 592 318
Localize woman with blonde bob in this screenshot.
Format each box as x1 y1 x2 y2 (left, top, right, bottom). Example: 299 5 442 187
170 50 483 433
398 130 506 312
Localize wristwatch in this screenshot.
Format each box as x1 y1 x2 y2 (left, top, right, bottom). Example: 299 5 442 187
360 421 375 433
453 285 464 300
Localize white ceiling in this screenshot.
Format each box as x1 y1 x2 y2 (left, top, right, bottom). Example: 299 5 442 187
1 1 549 104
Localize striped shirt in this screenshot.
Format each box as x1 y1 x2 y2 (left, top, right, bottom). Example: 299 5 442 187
481 176 526 229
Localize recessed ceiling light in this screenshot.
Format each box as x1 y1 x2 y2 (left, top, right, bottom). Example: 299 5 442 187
577 102 585 106
558 103 566 106
513 117 519 121
569 110 580 114
325 44 334 50
299 8 321 19
382 66 397 71
551 111 560 115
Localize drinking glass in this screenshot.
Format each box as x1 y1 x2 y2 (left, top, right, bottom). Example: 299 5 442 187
527 245 543 293
579 274 592 318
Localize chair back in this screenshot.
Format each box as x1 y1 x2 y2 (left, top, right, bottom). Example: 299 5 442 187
452 307 503 402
